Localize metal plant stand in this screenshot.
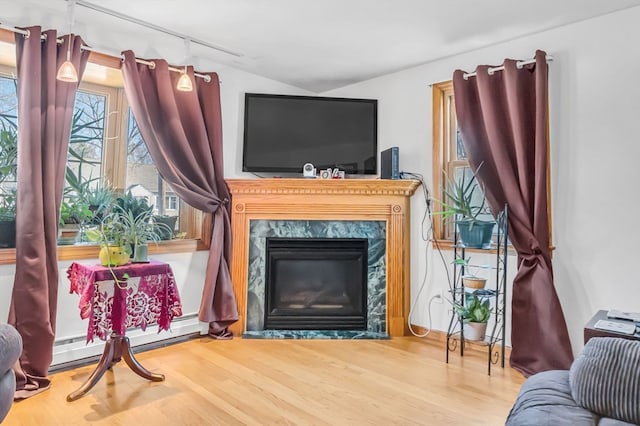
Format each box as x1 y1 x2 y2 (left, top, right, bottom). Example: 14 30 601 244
445 206 508 375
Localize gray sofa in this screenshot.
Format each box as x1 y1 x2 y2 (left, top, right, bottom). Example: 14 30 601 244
506 337 640 426
0 324 21 423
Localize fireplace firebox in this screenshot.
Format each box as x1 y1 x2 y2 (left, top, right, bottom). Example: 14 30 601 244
264 238 368 330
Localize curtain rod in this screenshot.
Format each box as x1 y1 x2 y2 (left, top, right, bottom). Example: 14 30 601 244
463 55 554 80
0 22 212 83
74 0 243 58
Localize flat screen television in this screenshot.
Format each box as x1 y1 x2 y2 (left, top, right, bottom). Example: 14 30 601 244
242 93 378 175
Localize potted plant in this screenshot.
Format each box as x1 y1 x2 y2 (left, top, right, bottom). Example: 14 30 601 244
436 166 495 248
152 214 177 240
58 196 93 245
83 183 115 225
453 257 487 289
91 211 131 267
90 193 171 264
452 294 492 341
0 190 15 248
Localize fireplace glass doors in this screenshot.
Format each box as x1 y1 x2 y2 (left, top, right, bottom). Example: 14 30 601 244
264 238 368 330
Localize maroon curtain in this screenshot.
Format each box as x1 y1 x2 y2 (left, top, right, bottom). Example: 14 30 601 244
120 51 238 338
452 50 573 376
9 27 89 398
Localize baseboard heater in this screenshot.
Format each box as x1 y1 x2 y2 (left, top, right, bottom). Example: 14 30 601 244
51 313 205 369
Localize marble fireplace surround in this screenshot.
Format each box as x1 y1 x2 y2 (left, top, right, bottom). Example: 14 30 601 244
226 178 419 338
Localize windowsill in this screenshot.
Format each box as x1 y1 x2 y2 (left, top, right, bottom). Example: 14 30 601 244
0 238 209 265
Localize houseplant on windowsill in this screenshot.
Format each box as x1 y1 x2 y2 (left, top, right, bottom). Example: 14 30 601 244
59 197 93 245
0 191 16 248
452 293 492 341
436 165 496 249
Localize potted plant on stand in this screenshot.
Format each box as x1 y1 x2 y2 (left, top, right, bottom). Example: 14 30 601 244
436 166 496 249
453 257 488 290
452 293 492 341
90 192 171 264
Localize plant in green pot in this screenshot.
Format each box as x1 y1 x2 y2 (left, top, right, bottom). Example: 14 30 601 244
452 294 493 341
436 166 496 248
0 190 16 248
112 192 170 262
91 212 131 267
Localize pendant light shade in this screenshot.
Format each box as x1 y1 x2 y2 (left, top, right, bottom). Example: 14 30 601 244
57 1 78 83
176 38 193 92
176 67 193 92
57 50 78 82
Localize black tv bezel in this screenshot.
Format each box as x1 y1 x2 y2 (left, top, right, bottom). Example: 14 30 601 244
242 93 378 175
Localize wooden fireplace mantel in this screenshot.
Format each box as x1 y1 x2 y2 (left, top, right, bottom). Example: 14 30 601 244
226 178 420 337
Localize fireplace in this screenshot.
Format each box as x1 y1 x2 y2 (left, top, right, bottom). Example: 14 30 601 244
226 178 420 338
264 238 368 330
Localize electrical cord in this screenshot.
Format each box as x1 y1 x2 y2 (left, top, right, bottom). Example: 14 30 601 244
401 171 455 337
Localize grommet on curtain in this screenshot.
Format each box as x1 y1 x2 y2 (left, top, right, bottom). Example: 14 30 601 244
23 29 30 39
488 67 495 75
148 61 156 69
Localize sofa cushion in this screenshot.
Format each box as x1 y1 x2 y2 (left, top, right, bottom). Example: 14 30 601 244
570 337 640 425
0 324 21 375
506 370 598 426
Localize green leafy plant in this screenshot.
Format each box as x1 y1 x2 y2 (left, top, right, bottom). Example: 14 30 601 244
0 124 17 185
0 190 15 221
59 197 93 225
88 202 171 256
115 191 153 222
436 165 488 224
452 294 492 323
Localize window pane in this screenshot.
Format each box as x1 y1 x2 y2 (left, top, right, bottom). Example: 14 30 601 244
456 128 466 160
0 75 17 190
0 75 17 219
126 110 180 235
67 91 105 190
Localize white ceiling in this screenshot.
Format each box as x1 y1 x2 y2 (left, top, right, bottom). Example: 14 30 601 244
2 0 640 92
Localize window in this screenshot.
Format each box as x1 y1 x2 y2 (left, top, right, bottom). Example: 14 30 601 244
0 73 17 208
432 80 493 242
0 54 209 262
432 80 551 249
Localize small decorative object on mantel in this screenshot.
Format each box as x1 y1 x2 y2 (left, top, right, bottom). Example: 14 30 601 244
302 162 316 178
319 168 345 179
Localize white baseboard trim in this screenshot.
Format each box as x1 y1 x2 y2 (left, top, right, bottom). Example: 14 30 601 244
52 314 207 367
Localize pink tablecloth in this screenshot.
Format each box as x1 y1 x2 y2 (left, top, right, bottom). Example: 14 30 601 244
68 260 183 343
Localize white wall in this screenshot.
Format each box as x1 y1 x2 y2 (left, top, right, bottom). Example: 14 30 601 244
324 7 640 353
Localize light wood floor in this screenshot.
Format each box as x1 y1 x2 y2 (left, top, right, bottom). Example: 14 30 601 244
4 336 525 426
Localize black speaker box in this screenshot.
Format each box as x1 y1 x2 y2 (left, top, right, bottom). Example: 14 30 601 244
380 147 400 179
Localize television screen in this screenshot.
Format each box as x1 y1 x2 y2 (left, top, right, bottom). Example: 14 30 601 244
242 93 378 175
